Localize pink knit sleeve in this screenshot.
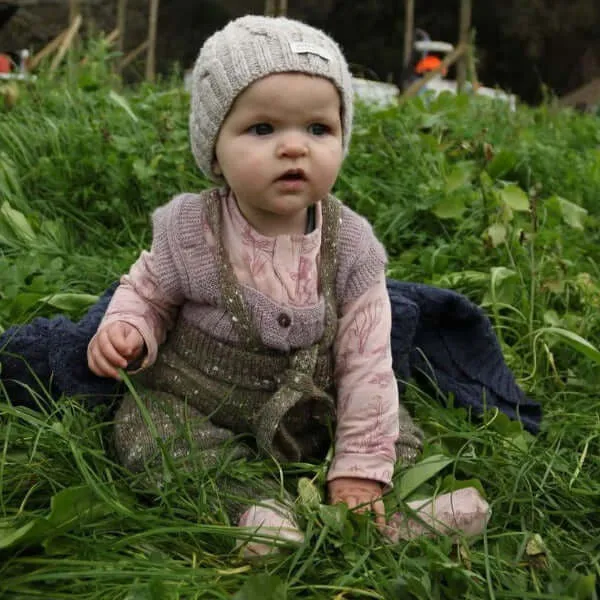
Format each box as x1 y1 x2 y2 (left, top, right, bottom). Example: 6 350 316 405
327 276 399 486
92 202 185 367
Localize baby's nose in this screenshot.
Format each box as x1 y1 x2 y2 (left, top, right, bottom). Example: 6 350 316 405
277 133 308 157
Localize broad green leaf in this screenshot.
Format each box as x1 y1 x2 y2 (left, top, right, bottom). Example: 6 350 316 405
0 218 15 246
482 266 518 307
498 199 514 223
435 270 489 289
0 201 36 243
431 194 466 219
39 292 99 313
572 574 597 600
499 184 529 212
0 152 27 209
524 532 549 569
44 486 108 525
297 477 321 509
526 533 547 557
445 162 474 193
0 521 41 551
542 279 565 294
440 475 486 498
419 133 443 152
505 432 531 453
397 454 454 500
485 223 507 247
11 292 46 314
111 134 135 153
233 575 286 600
0 486 109 550
150 154 163 169
554 195 588 230
490 266 517 290
108 90 139 122
543 310 561 326
539 327 600 365
318 503 348 533
486 149 518 180
40 219 68 246
486 410 525 436
124 579 174 600
133 159 155 182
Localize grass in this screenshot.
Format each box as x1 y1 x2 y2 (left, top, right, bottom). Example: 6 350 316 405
0 44 599 598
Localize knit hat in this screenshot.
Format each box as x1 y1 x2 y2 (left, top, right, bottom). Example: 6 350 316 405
189 15 354 178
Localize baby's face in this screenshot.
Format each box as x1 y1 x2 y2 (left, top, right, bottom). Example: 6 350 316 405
213 73 344 236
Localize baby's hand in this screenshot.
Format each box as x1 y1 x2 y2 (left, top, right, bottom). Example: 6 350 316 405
87 320 144 380
328 477 386 527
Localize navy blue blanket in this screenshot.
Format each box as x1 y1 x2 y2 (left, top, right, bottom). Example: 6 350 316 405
0 280 542 433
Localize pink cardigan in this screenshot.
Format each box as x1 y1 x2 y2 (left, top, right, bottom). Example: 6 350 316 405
94 191 400 486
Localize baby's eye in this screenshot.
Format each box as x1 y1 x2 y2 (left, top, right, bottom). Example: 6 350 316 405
308 123 330 136
248 123 273 135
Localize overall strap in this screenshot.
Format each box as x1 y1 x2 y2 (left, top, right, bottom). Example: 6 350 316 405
318 194 341 349
205 189 263 350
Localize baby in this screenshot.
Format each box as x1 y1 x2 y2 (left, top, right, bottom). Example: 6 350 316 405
87 15 487 555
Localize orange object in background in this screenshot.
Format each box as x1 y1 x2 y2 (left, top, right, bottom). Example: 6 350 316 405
0 53 12 73
415 55 447 76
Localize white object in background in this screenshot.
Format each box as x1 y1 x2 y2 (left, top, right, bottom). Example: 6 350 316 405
351 75 516 111
414 40 455 54
352 76 399 107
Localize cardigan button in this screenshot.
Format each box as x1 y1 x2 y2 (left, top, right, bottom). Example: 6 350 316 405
277 313 291 328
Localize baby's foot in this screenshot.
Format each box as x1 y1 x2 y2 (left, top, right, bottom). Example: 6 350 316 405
386 487 491 543
237 498 304 558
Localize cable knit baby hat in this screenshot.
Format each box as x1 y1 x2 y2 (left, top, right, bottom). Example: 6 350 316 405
189 15 354 178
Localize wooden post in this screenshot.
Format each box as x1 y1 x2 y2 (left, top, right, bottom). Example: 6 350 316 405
278 0 288 16
403 0 415 70
69 0 81 25
50 14 82 73
105 28 120 45
467 29 479 89
264 0 275 16
30 30 67 70
121 39 149 69
116 0 128 75
456 0 472 93
146 0 159 81
68 0 80 46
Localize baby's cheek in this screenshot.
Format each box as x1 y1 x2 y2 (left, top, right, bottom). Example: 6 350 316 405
241 158 269 182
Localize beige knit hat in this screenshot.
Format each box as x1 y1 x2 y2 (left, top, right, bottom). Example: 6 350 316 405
189 15 354 178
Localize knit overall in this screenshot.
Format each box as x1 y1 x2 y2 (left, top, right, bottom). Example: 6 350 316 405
112 193 343 517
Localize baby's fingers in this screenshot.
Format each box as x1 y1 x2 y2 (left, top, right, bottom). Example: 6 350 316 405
343 495 361 511
88 332 127 379
372 498 387 528
345 495 387 528
100 330 130 368
88 350 121 380
112 323 143 359
343 494 371 514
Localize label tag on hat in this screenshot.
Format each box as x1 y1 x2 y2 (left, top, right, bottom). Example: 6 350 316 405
290 42 332 61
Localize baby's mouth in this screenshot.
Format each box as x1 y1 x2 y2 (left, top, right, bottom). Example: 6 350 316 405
277 169 307 181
